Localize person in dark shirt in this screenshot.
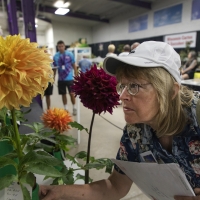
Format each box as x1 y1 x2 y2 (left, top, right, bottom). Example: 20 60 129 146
181 51 198 80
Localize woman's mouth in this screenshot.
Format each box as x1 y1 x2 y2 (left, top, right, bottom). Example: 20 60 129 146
123 106 134 111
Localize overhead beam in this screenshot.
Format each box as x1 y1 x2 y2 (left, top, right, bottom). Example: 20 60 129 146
39 5 109 23
16 0 52 23
16 0 109 23
109 0 151 9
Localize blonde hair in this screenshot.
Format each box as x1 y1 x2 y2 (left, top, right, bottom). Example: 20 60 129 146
116 64 193 138
108 44 115 53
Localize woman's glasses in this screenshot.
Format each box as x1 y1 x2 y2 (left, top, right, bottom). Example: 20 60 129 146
116 82 151 96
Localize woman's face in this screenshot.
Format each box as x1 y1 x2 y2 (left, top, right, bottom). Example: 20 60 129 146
119 78 159 129
188 52 192 59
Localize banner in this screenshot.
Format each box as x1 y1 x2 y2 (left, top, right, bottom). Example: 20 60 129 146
154 4 182 27
164 32 197 48
191 0 200 20
129 14 148 33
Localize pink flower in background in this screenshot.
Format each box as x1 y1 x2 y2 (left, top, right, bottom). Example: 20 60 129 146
72 66 120 115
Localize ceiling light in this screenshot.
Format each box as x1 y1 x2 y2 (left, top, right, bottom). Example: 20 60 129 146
63 2 70 7
35 24 38 28
54 0 64 8
55 8 70 15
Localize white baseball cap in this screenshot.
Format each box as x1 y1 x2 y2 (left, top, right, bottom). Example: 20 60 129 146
103 41 181 84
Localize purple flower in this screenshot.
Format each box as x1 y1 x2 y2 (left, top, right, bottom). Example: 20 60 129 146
72 66 120 115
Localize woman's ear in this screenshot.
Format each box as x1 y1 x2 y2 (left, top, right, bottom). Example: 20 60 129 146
172 82 180 100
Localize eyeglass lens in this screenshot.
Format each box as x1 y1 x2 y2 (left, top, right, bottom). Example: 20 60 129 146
116 83 139 95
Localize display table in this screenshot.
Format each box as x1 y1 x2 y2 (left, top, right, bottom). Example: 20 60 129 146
181 79 200 91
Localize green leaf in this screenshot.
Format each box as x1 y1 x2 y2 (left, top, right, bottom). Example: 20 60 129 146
4 152 18 160
34 143 54 152
105 164 113 174
20 150 64 168
26 163 63 177
89 156 95 162
68 121 88 133
23 122 44 133
20 183 32 200
59 143 70 152
56 135 77 144
104 159 114 174
41 130 56 137
33 122 45 133
51 177 59 185
0 107 7 122
20 172 35 188
65 154 77 163
0 174 17 190
14 109 29 123
75 173 85 181
22 123 35 129
61 168 75 185
0 124 14 138
39 135 57 144
74 151 87 159
84 162 106 170
0 156 18 169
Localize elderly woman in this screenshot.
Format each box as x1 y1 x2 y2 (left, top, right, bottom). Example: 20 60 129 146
39 41 200 200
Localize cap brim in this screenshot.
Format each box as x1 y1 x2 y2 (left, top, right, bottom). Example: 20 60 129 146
103 55 161 76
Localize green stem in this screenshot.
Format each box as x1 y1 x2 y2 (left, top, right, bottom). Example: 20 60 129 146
85 112 95 184
11 109 22 159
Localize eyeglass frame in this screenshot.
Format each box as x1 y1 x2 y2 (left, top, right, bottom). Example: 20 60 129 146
116 82 151 96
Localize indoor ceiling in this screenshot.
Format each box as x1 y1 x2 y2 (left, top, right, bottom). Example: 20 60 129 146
0 0 157 33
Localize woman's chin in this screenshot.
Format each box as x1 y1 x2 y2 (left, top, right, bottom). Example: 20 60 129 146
124 116 137 124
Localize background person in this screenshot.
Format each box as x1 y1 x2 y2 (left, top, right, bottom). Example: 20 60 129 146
39 41 200 200
44 63 56 110
118 44 131 56
131 42 140 51
181 51 198 80
43 49 56 110
106 44 117 57
78 55 93 73
53 40 78 115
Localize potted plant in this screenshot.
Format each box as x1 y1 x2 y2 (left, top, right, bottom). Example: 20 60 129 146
0 34 64 200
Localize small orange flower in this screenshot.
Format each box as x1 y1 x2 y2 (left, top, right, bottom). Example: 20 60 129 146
41 108 73 133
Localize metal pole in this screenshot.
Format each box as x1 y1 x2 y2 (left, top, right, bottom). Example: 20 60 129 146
77 96 81 144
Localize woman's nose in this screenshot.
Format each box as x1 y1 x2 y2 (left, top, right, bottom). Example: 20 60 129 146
119 86 130 100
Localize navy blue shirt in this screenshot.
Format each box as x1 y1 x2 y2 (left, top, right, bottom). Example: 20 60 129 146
115 91 200 189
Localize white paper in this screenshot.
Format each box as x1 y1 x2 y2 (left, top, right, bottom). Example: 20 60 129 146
112 159 195 200
0 182 32 200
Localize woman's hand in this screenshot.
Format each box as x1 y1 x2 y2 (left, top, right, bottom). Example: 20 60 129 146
181 69 185 75
174 188 200 200
39 185 66 200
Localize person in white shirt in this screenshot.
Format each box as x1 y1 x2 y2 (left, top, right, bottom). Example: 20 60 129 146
106 44 117 57
118 44 131 56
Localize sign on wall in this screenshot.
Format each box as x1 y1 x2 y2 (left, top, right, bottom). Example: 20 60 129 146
191 0 200 20
129 14 148 33
164 32 197 48
154 4 182 27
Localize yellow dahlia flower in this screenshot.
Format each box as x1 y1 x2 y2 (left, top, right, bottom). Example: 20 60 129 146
0 35 54 110
41 108 73 133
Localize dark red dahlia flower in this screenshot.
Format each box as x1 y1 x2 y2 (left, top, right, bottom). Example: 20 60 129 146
72 66 120 115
